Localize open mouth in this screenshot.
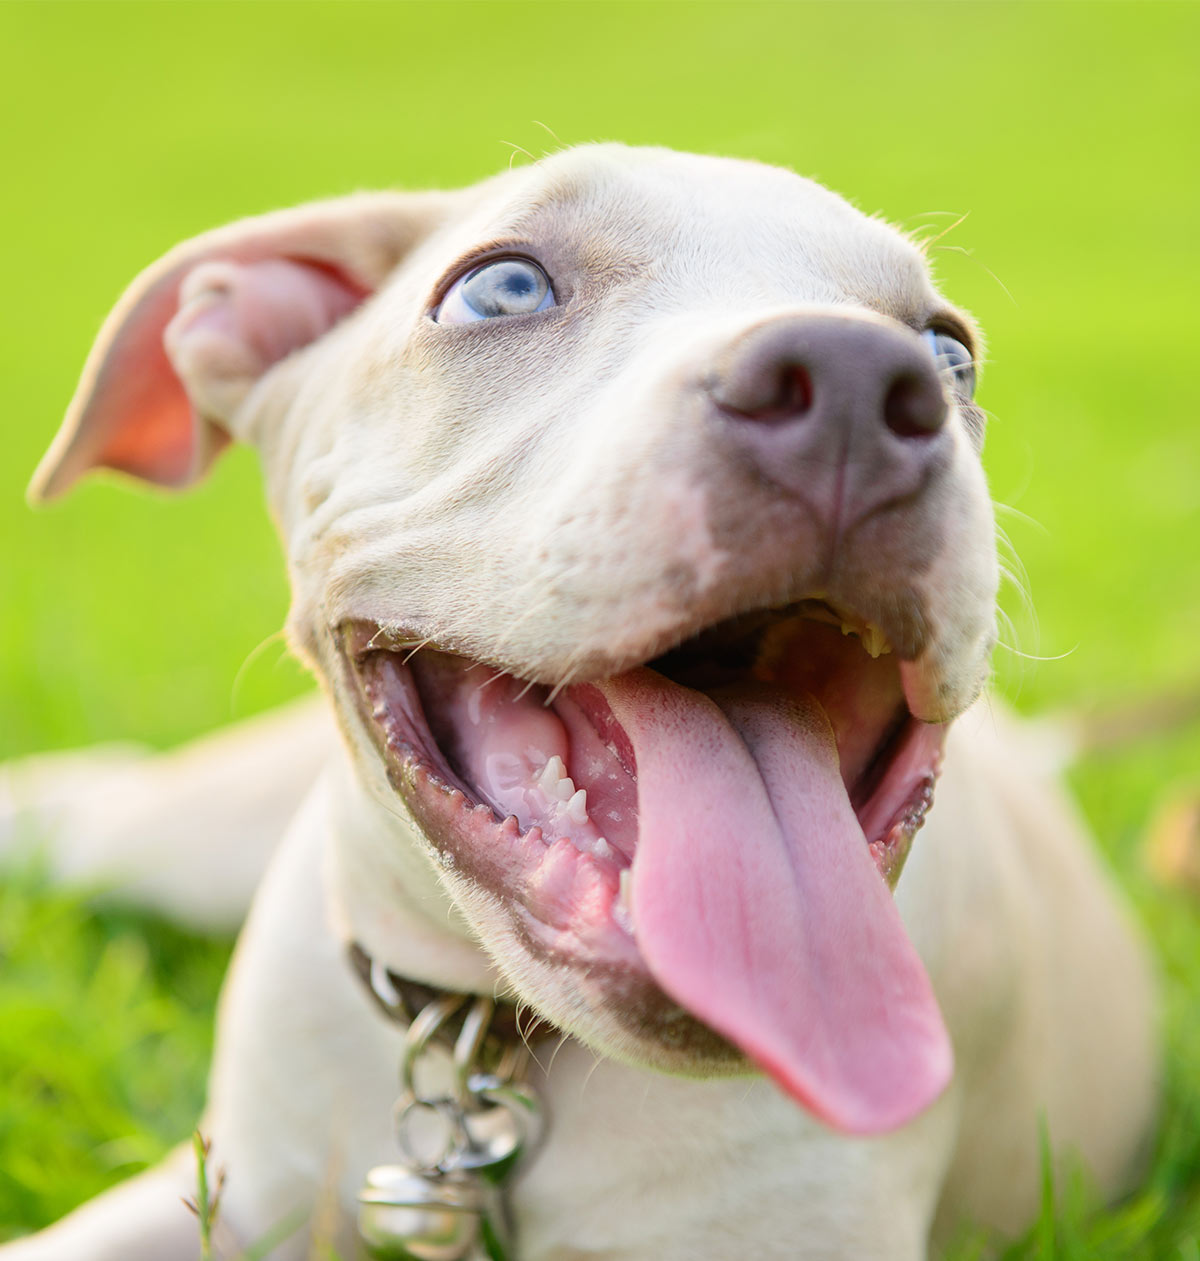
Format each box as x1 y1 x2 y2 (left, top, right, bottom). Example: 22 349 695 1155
338 602 952 1135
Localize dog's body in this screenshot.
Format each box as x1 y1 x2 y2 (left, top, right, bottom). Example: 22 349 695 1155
1 146 1157 1259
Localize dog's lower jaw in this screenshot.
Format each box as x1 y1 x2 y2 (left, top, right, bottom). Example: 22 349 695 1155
325 712 750 1077
324 690 944 1115
322 712 736 1075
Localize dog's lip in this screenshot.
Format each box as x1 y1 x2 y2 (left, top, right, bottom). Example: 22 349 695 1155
332 591 916 690
333 587 960 735
340 638 642 966
334 609 945 919
334 597 892 680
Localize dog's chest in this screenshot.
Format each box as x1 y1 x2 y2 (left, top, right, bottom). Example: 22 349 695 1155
510 1043 951 1259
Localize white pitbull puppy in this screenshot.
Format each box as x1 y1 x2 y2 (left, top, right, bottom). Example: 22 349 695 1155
2 145 1156 1260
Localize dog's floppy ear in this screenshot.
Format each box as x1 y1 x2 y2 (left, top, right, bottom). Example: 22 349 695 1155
30 191 452 501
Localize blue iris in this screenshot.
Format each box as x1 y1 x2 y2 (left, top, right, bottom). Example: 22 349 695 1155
437 258 555 323
923 329 976 398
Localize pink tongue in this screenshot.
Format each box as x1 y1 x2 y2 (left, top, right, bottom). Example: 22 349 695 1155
597 670 952 1134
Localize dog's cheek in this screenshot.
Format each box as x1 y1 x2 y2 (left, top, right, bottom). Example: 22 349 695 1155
899 453 999 722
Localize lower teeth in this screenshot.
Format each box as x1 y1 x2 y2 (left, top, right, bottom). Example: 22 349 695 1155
614 868 635 935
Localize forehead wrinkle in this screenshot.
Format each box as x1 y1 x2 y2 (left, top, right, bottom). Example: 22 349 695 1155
501 167 661 277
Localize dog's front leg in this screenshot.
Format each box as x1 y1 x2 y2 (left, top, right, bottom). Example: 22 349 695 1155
0 1145 204 1261
0 767 407 1260
192 768 414 1259
0 696 335 931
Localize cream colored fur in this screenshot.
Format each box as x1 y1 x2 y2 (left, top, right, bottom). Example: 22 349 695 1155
1 146 1156 1259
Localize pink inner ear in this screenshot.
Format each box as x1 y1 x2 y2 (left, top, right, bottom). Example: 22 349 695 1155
169 258 367 383
87 257 366 489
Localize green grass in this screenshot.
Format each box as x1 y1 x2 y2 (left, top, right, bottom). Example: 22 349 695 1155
1 1 1198 1254
0 859 230 1233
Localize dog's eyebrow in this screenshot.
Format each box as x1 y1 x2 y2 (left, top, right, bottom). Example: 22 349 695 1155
501 215 658 282
495 164 664 267
926 308 982 360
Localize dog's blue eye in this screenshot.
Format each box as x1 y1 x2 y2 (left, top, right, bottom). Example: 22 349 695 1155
436 258 555 324
923 329 976 398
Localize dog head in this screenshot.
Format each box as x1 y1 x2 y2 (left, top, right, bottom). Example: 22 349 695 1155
34 145 996 1135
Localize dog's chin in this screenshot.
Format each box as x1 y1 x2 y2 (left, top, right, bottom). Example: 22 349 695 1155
332 604 947 1074
424 866 751 1077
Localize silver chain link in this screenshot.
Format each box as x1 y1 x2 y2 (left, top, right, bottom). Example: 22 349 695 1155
358 989 544 1261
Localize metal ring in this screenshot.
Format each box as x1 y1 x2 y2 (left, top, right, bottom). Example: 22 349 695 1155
367 958 405 1015
393 1096 468 1174
400 994 467 1095
453 997 496 1104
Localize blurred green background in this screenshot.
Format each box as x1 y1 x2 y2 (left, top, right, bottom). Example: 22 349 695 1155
1 1 1198 1254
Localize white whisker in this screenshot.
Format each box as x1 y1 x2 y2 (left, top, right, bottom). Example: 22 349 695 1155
401 638 434 666
230 630 290 715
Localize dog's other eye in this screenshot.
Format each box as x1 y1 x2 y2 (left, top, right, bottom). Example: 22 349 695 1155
922 329 976 398
435 258 555 324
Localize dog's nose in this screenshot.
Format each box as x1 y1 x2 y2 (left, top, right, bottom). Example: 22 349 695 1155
707 314 950 525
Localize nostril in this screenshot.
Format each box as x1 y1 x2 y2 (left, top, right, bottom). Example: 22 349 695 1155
883 373 947 438
772 365 813 421
719 363 814 424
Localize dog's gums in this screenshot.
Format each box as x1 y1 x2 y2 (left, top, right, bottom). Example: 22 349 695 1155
339 604 951 1132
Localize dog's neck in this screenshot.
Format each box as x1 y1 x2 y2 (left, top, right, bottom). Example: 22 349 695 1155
323 750 502 993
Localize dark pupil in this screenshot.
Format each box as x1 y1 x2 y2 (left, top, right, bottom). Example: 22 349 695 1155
502 271 534 297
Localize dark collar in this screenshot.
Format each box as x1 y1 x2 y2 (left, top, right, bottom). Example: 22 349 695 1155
347 941 550 1051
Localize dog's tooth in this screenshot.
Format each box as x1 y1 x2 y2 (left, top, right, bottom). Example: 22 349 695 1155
861 624 892 658
538 756 567 794
570 834 614 861
566 788 589 824
554 776 576 803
